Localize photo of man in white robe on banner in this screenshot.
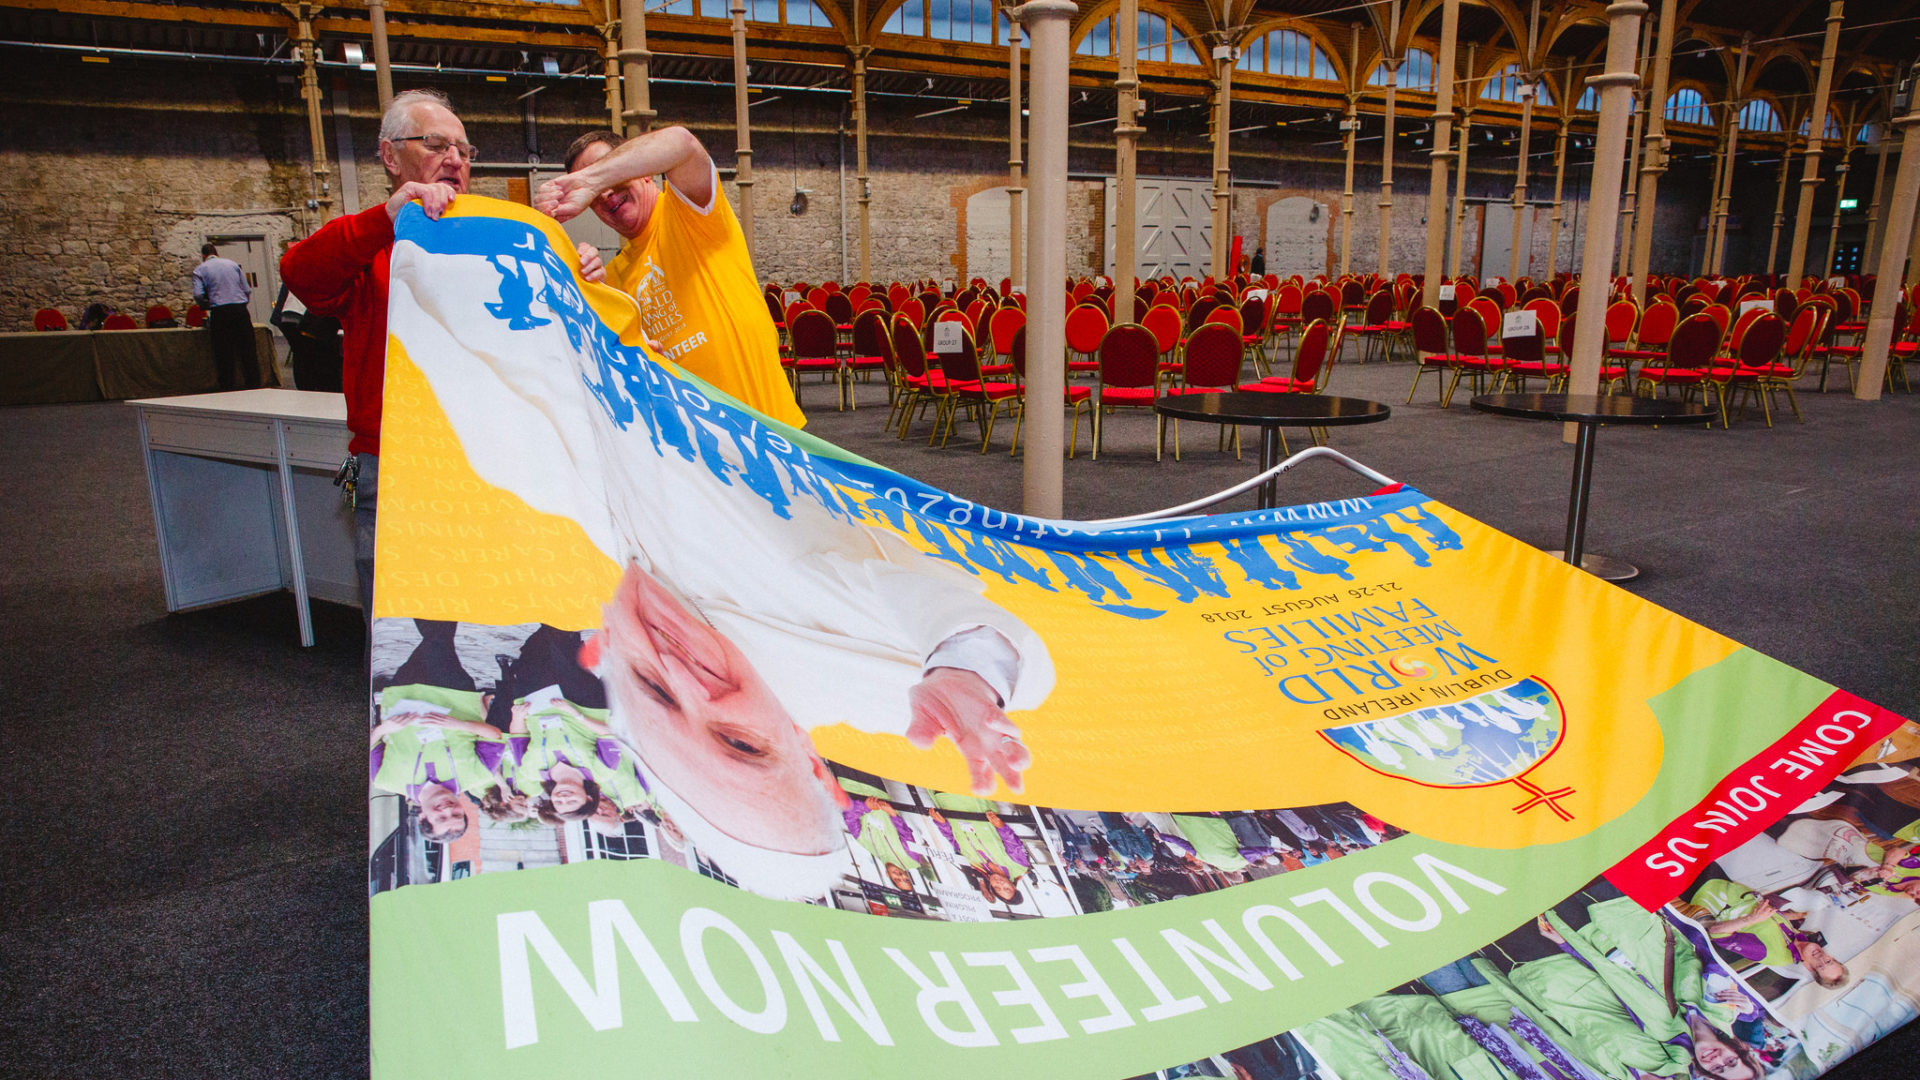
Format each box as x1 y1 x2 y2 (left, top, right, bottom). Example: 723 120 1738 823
386 220 1054 901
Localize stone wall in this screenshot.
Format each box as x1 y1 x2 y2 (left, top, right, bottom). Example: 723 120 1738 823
3 50 1738 331
1 54 308 329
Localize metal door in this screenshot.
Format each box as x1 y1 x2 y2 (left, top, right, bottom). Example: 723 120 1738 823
210 236 276 324
1479 202 1515 283
1106 178 1212 280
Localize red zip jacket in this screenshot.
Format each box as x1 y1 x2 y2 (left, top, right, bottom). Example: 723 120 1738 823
279 204 395 456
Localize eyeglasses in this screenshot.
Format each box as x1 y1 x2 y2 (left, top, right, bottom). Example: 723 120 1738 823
390 133 479 161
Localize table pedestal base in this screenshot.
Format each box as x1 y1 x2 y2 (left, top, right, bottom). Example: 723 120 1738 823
1544 550 1639 582
1258 429 1279 508
1472 393 1712 586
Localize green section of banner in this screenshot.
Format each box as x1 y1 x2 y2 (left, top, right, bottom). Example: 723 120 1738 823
372 839 1558 1078
1635 644 1836 822
372 646 1821 1080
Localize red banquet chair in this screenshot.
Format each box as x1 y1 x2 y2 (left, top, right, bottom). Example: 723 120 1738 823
822 291 855 327
1607 299 1677 374
144 304 176 328
1495 312 1563 392
1299 287 1338 329
888 314 945 439
1269 282 1305 341
33 308 68 331
927 307 974 351
1185 294 1222 333
1140 303 1184 382
964 298 991 335
184 304 207 328
1524 297 1562 353
1005 325 1091 458
1160 321 1245 460
1240 318 1345 452
1467 295 1504 339
1291 287 1337 351
1881 301 1919 394
1700 302 1732 341
1203 304 1245 340
103 313 137 330
1238 294 1271 371
930 326 1020 452
1441 308 1496 408
1804 295 1865 392
1725 313 1793 427
783 298 812 329
1496 305 1566 392
1339 278 1367 312
783 308 846 410
1244 317 1338 397
1636 313 1729 424
985 305 1026 376
1064 303 1110 376
1091 323 1160 460
844 308 892 408
1348 290 1401 364
895 296 926 328
1601 299 1639 357
1405 306 1454 405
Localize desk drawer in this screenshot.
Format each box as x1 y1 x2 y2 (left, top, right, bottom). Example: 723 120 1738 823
283 420 353 469
142 410 278 464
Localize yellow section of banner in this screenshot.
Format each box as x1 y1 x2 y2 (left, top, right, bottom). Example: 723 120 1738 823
373 341 621 630
809 503 1732 847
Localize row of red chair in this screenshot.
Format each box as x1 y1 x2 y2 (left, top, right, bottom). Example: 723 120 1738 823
773 274 1917 430
793 299 1349 458
1402 291 1897 426
33 304 206 331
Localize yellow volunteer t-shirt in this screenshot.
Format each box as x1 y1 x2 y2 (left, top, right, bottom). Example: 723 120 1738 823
605 168 806 429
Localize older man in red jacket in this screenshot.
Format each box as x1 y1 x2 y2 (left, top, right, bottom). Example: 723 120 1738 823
281 88 602 622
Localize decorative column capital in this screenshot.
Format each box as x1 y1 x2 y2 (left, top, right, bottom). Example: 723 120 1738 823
1007 0 1076 22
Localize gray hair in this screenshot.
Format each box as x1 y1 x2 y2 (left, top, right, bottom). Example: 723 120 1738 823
378 89 454 143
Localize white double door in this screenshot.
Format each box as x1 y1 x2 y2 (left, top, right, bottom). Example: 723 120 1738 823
1104 177 1213 280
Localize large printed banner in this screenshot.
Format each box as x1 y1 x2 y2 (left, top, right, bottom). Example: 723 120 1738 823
369 198 1920 1080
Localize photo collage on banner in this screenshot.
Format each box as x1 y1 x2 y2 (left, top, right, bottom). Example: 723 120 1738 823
367 615 1406 920
365 196 1917 1079
1661 724 1920 1072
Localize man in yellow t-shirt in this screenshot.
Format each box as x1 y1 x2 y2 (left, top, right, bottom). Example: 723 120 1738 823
535 126 805 429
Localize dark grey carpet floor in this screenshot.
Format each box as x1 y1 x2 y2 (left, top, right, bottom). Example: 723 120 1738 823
2 354 1914 1078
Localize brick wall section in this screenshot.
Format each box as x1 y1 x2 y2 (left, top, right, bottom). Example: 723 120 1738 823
3 51 1742 330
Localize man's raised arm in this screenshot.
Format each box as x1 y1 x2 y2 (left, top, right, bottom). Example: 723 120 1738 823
534 126 713 223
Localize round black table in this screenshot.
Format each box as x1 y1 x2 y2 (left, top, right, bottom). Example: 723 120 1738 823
1153 392 1391 508
1471 393 1711 581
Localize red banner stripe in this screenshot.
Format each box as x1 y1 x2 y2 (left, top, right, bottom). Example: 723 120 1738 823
1606 689 1912 909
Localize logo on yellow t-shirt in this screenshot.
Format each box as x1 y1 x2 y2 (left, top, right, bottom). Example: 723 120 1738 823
631 258 685 342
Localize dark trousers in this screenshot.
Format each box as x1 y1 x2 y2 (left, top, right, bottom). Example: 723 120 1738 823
208 303 257 390
389 619 473 692
483 626 605 731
